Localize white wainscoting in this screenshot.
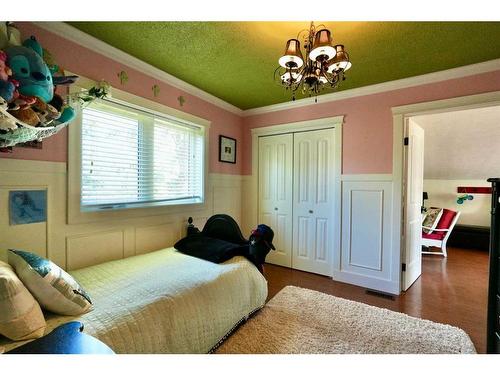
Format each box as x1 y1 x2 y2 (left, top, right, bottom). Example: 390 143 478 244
0 159 243 270
333 175 399 294
134 223 177 256
66 230 125 270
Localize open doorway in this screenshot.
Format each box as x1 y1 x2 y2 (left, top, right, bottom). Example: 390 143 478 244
402 104 498 290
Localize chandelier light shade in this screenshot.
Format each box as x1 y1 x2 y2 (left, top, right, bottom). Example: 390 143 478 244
275 22 352 101
309 29 336 62
278 39 304 69
328 44 352 73
281 71 303 84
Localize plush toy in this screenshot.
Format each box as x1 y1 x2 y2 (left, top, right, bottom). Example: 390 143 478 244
49 93 64 112
52 75 79 86
247 224 276 273
47 93 76 124
0 50 16 102
0 96 18 130
9 107 40 126
31 98 60 126
8 93 36 111
5 37 54 103
58 106 76 124
0 51 11 81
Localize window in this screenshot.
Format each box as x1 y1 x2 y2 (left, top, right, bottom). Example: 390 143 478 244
80 99 205 211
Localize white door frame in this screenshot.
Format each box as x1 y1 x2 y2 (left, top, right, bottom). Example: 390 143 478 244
248 116 344 277
392 90 500 291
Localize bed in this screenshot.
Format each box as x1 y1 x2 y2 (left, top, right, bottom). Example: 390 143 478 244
0 217 268 354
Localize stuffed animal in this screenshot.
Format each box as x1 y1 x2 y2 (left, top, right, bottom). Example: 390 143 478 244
0 50 16 102
247 224 276 273
9 107 40 126
47 93 76 124
57 105 76 124
5 37 54 104
0 96 18 130
8 93 36 111
49 93 64 111
31 98 60 126
0 51 11 81
52 75 78 86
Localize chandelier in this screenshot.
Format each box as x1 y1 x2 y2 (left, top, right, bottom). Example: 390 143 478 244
275 22 352 101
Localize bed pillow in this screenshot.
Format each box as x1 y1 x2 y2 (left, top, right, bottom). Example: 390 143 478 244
422 207 443 234
174 234 247 264
7 249 92 316
0 261 46 341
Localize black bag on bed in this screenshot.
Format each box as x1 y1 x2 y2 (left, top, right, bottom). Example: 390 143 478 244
174 234 248 264
174 214 275 268
174 215 249 264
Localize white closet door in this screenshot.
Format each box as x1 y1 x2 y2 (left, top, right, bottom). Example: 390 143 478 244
292 128 336 276
258 134 293 267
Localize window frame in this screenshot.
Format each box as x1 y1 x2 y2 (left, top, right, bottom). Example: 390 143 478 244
68 75 210 225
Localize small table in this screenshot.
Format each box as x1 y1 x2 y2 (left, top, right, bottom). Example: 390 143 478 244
6 321 114 354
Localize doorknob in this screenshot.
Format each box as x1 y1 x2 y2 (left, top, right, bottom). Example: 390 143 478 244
274 207 278 211
309 210 313 214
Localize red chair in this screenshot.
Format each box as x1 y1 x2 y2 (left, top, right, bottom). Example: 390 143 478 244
421 208 461 257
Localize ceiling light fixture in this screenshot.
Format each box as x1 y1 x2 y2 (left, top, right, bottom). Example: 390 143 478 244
275 22 352 102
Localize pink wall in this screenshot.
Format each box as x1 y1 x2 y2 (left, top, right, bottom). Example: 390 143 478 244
242 70 500 175
0 23 243 175
3 23 500 177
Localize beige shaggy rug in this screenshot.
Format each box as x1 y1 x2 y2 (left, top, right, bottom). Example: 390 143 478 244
215 286 476 354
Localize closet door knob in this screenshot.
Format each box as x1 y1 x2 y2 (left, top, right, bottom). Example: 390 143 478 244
309 210 314 214
274 207 278 211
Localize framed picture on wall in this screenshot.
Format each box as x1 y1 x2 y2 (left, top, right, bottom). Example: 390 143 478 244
9 190 47 225
219 135 236 164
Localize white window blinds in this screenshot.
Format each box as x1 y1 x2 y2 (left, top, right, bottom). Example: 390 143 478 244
81 99 204 210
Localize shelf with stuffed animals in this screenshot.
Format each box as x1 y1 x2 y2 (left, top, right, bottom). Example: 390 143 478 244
0 22 108 150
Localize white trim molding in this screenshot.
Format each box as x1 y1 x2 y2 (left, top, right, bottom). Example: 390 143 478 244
34 22 243 116
250 115 345 136
391 90 500 116
243 59 500 117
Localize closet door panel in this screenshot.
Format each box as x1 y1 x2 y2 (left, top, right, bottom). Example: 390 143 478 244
296 215 311 259
258 134 293 267
292 128 336 276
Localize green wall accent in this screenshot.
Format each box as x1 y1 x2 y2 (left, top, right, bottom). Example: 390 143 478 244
68 22 500 110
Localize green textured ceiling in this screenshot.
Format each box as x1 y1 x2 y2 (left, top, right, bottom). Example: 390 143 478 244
68 22 500 110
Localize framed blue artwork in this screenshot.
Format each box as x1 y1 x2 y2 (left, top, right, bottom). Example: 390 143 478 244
9 190 47 225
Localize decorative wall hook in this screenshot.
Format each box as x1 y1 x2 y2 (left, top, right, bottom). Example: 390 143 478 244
152 84 160 97
117 70 128 85
457 193 473 205
177 95 185 107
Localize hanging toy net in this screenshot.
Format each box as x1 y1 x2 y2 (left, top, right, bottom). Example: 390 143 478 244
0 82 109 148
0 108 67 147
0 30 110 148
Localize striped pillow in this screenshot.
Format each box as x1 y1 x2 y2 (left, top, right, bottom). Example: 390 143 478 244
8 249 92 316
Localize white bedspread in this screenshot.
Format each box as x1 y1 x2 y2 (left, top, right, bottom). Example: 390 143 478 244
0 248 268 353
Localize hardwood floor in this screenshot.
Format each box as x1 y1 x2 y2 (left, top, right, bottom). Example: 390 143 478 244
263 246 489 353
